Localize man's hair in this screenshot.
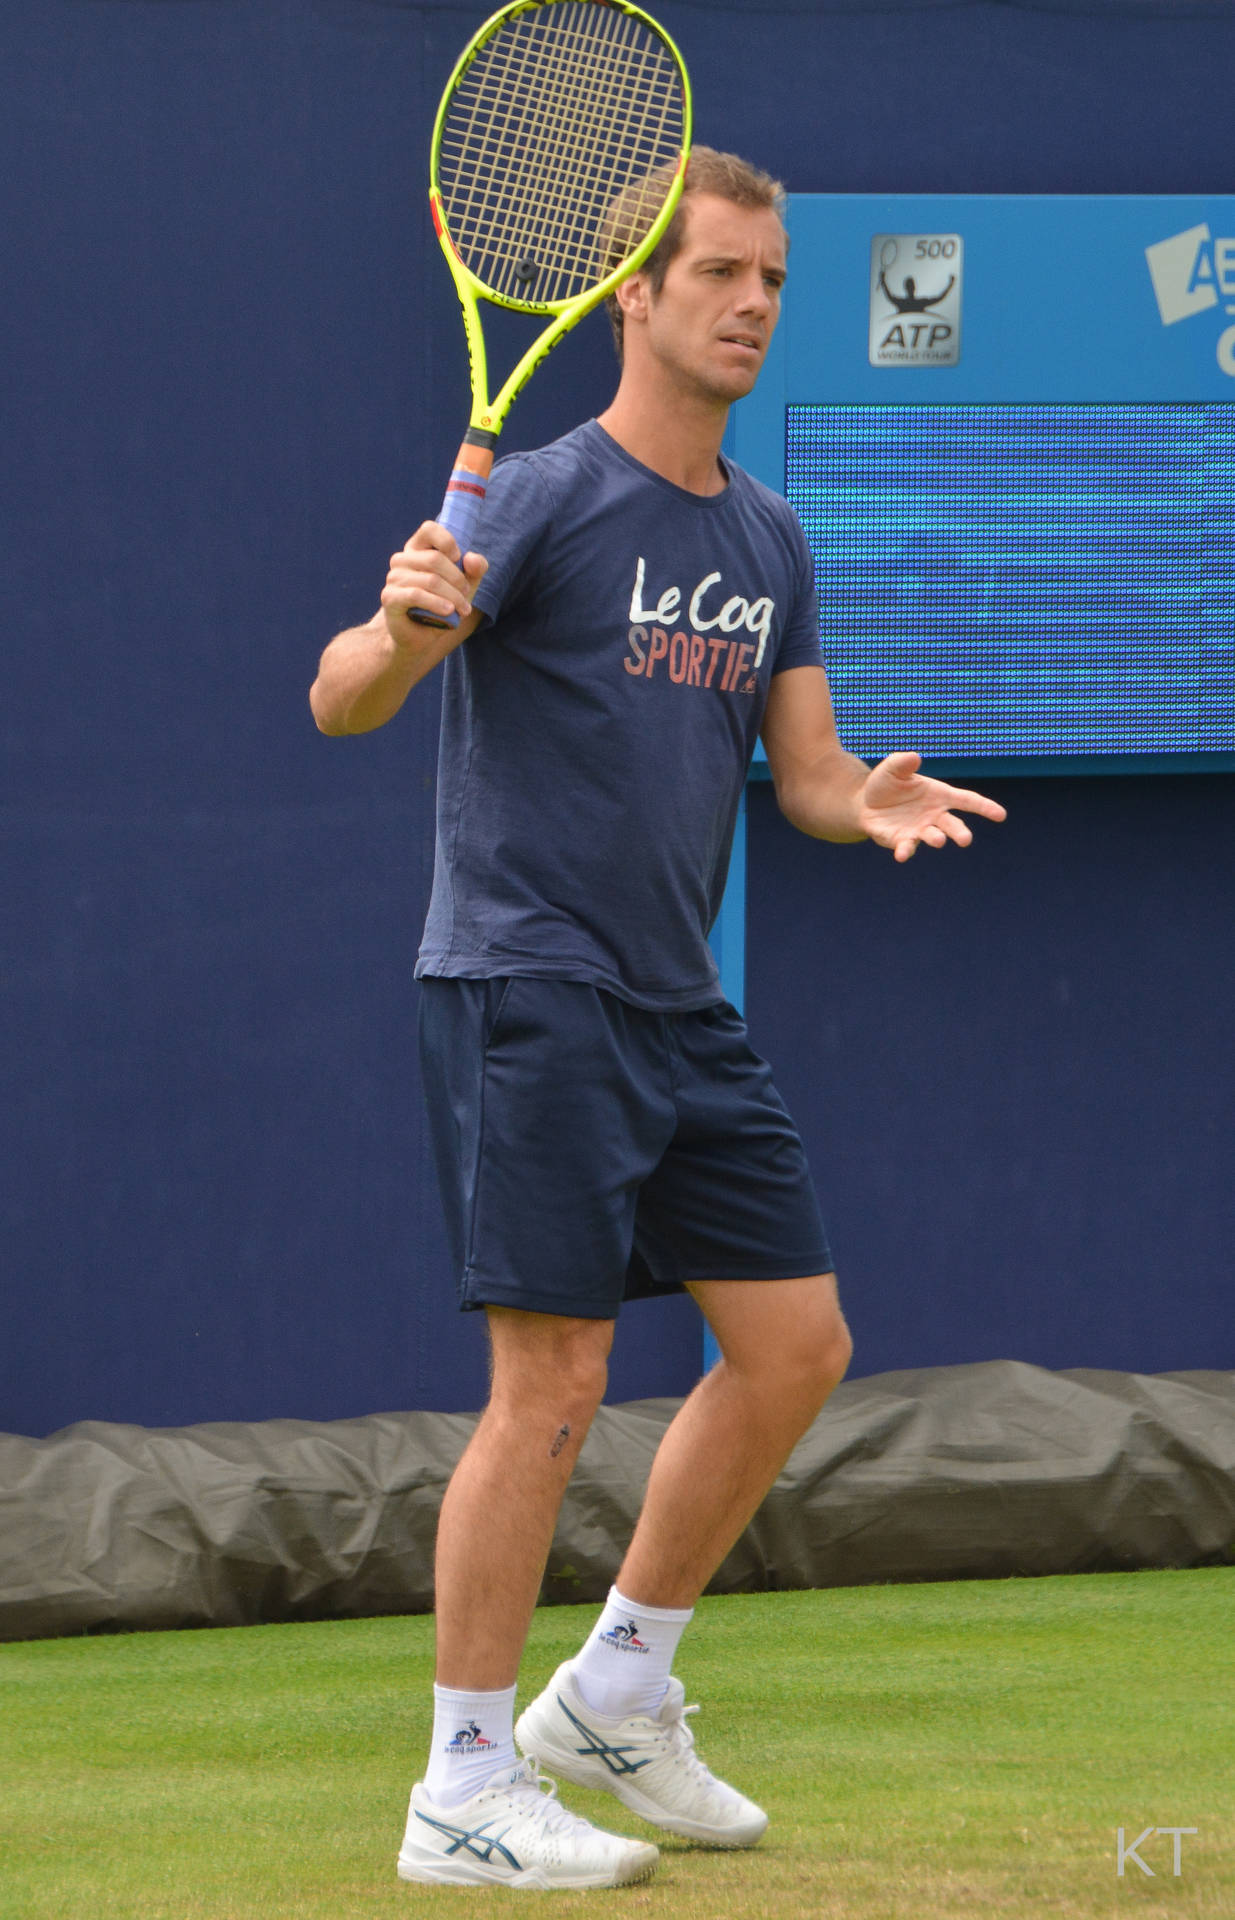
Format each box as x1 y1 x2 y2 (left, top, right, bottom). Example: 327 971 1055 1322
599 147 787 364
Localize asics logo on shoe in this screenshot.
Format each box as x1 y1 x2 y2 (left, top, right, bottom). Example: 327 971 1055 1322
556 1694 655 1777
446 1720 497 1751
599 1620 648 1652
414 1808 522 1870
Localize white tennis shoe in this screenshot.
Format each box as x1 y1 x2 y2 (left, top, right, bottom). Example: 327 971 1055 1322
515 1662 769 1847
396 1757 659 1889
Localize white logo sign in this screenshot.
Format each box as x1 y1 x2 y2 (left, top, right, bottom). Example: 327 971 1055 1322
870 234 962 367
1145 223 1235 376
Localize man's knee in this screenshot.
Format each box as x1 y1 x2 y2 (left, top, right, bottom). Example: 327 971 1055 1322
768 1303 850 1424
486 1307 614 1422
803 1279 852 1393
699 1274 852 1422
817 1309 854 1397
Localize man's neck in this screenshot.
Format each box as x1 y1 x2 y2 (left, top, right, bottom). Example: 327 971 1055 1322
596 385 730 497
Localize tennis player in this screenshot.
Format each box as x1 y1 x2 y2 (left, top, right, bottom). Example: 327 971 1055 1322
311 148 1006 1891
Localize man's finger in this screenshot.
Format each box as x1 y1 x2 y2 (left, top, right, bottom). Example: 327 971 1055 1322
944 785 1007 821
383 583 462 624
391 545 463 586
407 520 462 565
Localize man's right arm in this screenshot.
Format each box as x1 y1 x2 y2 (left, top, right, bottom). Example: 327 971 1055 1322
309 522 488 736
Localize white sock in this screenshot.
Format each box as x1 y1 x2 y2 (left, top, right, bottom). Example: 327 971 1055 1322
422 1684 518 1807
571 1585 693 1719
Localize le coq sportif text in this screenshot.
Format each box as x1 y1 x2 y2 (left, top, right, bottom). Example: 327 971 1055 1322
624 556 774 696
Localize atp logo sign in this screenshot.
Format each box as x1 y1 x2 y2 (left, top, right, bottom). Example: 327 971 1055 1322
1145 223 1235 376
869 234 963 367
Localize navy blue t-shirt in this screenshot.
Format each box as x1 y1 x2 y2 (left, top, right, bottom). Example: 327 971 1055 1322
415 419 824 1011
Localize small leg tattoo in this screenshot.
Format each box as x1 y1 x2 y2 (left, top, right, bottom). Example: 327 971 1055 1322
549 1424 571 1459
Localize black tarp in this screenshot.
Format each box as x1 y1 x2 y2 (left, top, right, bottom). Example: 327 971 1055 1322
2 1363 1232 1642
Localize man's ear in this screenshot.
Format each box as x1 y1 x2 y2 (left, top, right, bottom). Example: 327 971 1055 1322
615 271 650 328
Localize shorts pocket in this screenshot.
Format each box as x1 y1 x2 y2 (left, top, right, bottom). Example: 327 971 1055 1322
482 976 517 1050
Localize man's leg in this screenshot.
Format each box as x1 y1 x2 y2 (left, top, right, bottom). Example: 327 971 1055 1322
400 1305 661 1890
434 1305 614 1690
420 1303 611 1806
514 1273 850 1846
617 1271 851 1607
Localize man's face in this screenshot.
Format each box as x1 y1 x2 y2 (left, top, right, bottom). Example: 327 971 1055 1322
638 192 788 403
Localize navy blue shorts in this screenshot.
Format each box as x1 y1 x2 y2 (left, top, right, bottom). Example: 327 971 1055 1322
418 977 833 1319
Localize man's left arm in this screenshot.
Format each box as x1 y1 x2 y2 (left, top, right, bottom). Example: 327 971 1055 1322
760 664 1007 863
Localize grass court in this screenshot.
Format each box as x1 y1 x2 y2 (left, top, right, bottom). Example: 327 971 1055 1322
3 1567 1231 1919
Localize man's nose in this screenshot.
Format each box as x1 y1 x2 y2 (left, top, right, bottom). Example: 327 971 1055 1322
735 272 771 315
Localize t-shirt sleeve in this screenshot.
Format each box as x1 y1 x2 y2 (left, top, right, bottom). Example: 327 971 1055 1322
771 509 825 675
467 454 557 626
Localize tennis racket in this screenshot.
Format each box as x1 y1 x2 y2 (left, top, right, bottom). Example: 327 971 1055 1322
413 0 692 627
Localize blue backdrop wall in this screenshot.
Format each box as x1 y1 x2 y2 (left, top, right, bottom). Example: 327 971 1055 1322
3 0 1233 1436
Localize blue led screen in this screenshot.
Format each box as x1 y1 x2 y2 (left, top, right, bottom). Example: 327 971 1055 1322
788 403 1235 762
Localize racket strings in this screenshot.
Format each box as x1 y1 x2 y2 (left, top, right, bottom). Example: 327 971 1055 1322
488 15 658 293
463 15 609 285
518 10 678 290
444 5 677 293
438 0 685 307
497 10 636 267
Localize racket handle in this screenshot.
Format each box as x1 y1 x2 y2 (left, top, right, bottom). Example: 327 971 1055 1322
410 435 494 630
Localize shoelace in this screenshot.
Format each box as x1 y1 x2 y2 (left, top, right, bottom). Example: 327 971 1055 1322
506 1760 603 1838
658 1700 723 1791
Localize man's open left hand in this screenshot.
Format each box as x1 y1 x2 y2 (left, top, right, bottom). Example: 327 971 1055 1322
858 752 1007 863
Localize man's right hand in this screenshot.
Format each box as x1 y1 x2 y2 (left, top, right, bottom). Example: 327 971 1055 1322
381 522 490 640
311 525 490 736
